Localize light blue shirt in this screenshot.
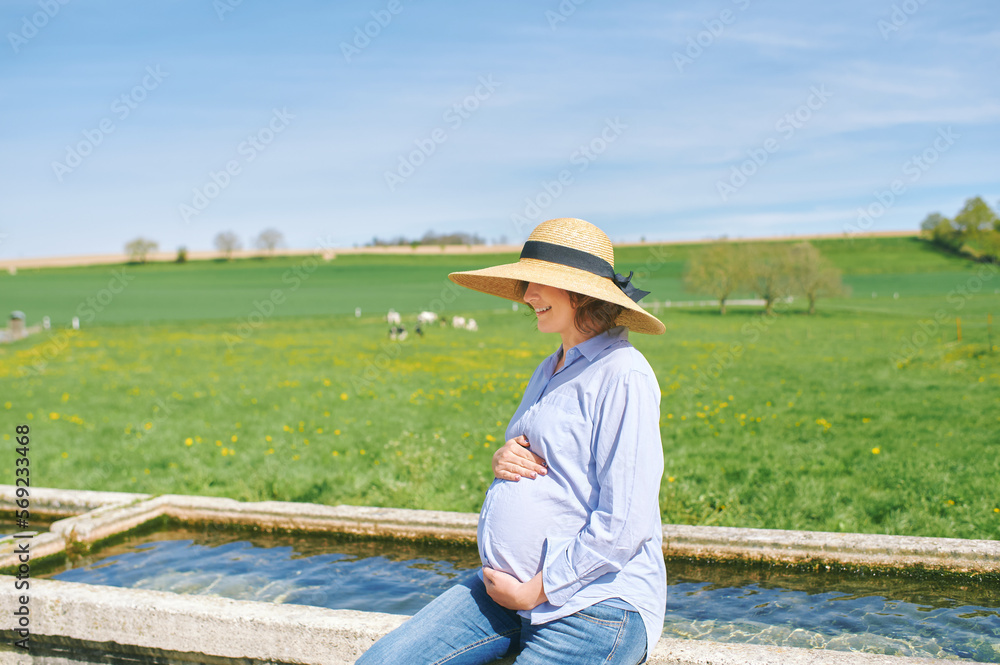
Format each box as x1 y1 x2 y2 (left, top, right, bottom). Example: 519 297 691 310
477 324 666 654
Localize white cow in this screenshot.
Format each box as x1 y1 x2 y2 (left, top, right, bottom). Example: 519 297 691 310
386 309 401 325
452 315 466 328
465 318 478 331
417 311 438 325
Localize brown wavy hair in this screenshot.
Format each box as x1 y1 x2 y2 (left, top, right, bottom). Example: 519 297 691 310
515 280 624 337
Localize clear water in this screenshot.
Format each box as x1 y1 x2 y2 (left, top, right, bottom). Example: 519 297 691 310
39 524 1000 662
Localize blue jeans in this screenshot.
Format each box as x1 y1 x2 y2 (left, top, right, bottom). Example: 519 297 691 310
355 573 647 665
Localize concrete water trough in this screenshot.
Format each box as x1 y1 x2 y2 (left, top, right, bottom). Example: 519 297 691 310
1 486 998 664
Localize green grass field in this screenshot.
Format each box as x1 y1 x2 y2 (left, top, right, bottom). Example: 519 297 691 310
1 236 998 540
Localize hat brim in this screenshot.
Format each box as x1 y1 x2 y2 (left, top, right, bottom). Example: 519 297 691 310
448 258 666 335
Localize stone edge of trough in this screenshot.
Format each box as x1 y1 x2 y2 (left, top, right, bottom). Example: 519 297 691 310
0 577 957 665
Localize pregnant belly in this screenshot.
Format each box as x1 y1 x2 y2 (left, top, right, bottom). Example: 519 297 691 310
478 475 589 582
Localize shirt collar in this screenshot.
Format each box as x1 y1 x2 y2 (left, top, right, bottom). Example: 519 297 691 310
556 325 629 364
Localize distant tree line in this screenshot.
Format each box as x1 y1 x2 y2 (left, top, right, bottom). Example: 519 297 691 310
366 230 488 248
683 241 849 315
124 228 285 263
920 196 1000 263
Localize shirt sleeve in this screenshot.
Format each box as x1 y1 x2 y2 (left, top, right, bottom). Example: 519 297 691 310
541 368 663 606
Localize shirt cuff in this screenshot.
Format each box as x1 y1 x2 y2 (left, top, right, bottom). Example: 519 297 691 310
540 535 584 607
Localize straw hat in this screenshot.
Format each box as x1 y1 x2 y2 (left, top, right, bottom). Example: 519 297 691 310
448 218 665 335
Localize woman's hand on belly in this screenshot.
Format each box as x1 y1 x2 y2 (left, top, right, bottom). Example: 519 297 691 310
483 567 548 611
492 435 547 481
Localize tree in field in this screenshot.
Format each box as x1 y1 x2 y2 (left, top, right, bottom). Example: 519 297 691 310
214 231 242 260
745 243 794 315
953 197 999 238
254 228 285 256
787 242 850 314
125 237 158 264
683 240 748 314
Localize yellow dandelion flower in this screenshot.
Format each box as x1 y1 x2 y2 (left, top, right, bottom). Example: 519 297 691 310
332 451 339 457
216 440 222 446
284 425 291 432
61 392 70 402
49 412 59 420
360 449 366 455
61 452 68 459
316 428 323 434
486 434 496 442
994 508 999 513
144 421 152 430
323 411 330 417
292 454 300 461
231 435 238 442
266 435 272 442
3 401 11 409
340 393 349 400
946 499 955 506
334 429 341 435
484 442 490 448
468 454 474 460
463 432 471 438
266 448 275 455
221 448 229 456
862 417 871 423
195 436 202 443
667 476 675 483
871 447 880 455
185 437 193 446
144 468 151 474
667 414 673 419
323 379 331 386
304 439 309 445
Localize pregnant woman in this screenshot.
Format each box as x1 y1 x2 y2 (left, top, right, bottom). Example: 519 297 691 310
356 218 666 665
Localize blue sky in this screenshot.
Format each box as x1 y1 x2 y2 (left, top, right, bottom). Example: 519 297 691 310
1 0 998 259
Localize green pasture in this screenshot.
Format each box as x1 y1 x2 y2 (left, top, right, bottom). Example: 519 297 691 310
1 235 998 540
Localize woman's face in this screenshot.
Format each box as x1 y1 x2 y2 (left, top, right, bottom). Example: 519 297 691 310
523 282 577 335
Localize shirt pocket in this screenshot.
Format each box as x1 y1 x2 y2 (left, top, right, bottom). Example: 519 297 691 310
524 388 591 462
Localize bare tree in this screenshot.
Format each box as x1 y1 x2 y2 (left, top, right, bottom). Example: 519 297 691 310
683 240 748 314
787 242 850 314
745 243 794 315
254 228 285 256
125 237 158 264
214 231 242 260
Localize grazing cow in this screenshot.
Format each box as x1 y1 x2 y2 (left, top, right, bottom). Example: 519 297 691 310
465 319 478 331
386 309 402 325
417 311 438 325
389 324 408 341
452 316 466 328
